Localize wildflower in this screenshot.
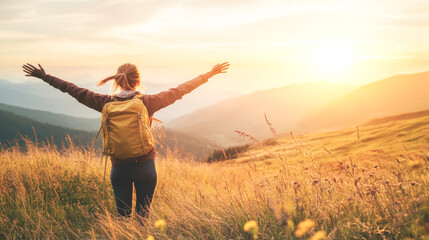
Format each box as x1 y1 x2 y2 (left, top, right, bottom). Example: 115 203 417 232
146 235 154 240
243 220 259 239
310 231 327 240
155 219 166 232
295 219 315 237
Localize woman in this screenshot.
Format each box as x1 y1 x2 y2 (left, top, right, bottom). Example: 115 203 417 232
22 62 230 219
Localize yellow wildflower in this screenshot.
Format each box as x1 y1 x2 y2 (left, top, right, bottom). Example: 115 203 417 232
310 231 327 240
243 220 259 239
243 220 258 233
146 235 154 240
155 219 166 232
295 219 316 237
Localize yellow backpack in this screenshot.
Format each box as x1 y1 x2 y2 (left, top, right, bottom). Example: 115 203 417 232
97 94 154 173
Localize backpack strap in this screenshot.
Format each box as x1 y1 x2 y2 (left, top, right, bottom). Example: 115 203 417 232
95 125 102 140
132 93 162 124
95 114 109 140
133 93 145 99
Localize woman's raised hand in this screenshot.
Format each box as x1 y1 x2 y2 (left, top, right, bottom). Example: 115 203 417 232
210 62 230 76
22 63 47 79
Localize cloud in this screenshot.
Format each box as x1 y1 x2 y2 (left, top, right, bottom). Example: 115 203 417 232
2 0 429 81
0 0 175 39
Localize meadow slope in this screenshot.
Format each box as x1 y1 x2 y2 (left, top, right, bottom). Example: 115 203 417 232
222 109 429 170
0 112 428 239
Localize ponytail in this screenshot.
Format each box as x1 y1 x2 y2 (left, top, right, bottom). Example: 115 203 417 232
96 75 116 87
97 63 141 94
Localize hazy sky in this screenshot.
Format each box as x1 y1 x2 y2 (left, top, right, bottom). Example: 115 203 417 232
2 0 429 93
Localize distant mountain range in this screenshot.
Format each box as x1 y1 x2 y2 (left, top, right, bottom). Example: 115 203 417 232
167 82 357 146
297 71 429 132
0 79 100 118
167 71 429 146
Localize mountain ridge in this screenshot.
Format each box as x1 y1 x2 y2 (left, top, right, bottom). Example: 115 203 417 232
0 109 96 148
167 81 357 146
0 102 100 131
167 70 429 146
296 71 429 132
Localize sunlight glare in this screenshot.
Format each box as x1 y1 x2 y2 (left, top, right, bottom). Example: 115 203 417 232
312 41 356 74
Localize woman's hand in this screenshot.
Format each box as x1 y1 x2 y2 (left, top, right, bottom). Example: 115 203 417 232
22 63 47 79
209 62 230 76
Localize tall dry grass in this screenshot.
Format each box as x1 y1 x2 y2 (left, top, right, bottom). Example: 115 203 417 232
0 130 428 239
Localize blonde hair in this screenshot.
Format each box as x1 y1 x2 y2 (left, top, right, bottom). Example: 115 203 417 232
97 63 142 94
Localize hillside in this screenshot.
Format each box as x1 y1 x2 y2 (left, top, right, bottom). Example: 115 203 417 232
363 108 429 126
216 107 429 169
167 82 356 146
159 128 219 160
0 103 100 131
0 109 96 148
0 103 218 158
297 71 429 132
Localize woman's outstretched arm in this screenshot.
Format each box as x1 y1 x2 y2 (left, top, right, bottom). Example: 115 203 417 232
22 63 112 112
142 62 230 116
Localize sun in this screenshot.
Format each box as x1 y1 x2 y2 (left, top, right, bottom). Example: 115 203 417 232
311 41 356 74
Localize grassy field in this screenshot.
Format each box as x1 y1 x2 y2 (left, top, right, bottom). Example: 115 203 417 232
0 114 428 239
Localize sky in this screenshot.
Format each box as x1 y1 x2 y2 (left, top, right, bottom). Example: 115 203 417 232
2 0 429 94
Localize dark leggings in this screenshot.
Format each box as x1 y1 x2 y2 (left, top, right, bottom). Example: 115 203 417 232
110 159 157 218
